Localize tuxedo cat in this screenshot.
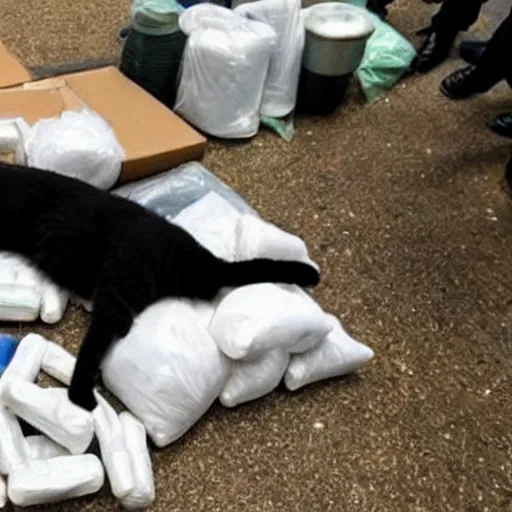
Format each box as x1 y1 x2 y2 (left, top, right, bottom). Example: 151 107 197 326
0 162 320 411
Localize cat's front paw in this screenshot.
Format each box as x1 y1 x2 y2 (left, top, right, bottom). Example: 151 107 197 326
68 386 97 412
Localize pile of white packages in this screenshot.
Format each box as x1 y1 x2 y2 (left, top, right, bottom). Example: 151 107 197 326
174 0 304 138
0 333 154 509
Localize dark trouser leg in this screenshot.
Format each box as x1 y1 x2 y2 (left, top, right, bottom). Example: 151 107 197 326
431 0 486 32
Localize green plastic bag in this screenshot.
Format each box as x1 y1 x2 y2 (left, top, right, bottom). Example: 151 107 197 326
131 0 184 35
341 0 416 103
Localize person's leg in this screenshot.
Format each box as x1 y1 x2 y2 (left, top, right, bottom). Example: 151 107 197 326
440 6 512 98
412 0 486 73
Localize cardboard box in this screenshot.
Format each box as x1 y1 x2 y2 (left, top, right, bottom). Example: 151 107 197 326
0 44 207 183
0 42 32 88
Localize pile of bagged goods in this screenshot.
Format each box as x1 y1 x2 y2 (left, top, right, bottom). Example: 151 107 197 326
0 0 418 508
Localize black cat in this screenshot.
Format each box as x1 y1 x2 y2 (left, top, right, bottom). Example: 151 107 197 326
0 162 320 411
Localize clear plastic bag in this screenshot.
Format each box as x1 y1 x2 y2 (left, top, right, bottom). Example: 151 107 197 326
26 108 125 190
235 0 304 118
175 4 277 138
113 161 256 220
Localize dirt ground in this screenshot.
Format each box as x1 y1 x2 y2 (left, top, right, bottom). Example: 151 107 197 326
1 0 511 511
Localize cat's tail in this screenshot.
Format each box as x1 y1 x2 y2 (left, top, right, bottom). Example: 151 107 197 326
218 259 320 289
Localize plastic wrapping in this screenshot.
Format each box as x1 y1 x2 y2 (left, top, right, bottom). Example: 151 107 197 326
119 412 155 510
0 380 94 455
0 407 29 475
235 0 304 118
39 280 69 325
41 341 76 387
0 117 31 165
0 333 48 399
7 454 105 507
26 435 70 460
113 161 255 221
220 349 289 407
209 283 332 360
131 0 183 36
0 474 6 508
285 314 374 390
26 108 125 190
0 335 17 375
102 299 229 448
92 392 134 500
175 4 277 138
174 192 242 261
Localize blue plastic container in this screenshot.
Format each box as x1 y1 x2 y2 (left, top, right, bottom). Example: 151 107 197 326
0 334 17 376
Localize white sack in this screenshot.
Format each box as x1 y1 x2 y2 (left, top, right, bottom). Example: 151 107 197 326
41 341 76 386
220 349 289 407
0 474 6 509
92 392 134 500
285 314 374 391
236 0 304 117
0 380 94 455
27 108 124 190
39 280 69 325
175 4 277 139
209 283 332 360
119 412 155 510
26 435 70 460
0 333 48 398
174 191 243 261
102 299 229 448
7 454 105 507
0 407 29 475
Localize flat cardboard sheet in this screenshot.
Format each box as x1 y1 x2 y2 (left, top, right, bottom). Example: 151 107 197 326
0 42 32 88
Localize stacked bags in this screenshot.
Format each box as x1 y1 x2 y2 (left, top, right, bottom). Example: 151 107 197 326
0 334 155 509
102 191 374 447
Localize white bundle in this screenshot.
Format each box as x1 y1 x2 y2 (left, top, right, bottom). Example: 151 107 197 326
92 392 134 500
7 454 104 507
27 108 125 190
39 280 69 325
0 407 29 475
102 299 229 447
220 349 289 407
209 283 332 360
285 314 374 390
175 4 277 139
119 412 155 510
41 341 76 386
236 0 305 117
0 474 6 509
26 435 70 460
0 333 48 398
0 380 94 455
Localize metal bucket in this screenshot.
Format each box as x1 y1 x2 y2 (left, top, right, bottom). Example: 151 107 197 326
302 2 375 77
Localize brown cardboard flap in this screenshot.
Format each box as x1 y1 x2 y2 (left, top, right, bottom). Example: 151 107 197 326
0 89 65 124
0 42 32 88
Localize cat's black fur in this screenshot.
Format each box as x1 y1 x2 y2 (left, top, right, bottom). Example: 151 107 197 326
0 162 320 411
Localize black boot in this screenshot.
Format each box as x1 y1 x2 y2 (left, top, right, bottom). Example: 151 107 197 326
411 30 457 74
440 65 496 99
490 113 512 139
459 40 488 65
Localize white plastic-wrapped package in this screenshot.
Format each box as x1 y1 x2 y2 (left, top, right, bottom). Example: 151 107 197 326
0 333 48 399
0 474 6 508
236 0 304 117
174 191 243 261
119 412 155 510
0 407 29 475
0 380 94 455
175 4 277 139
220 349 289 408
7 454 105 507
102 299 229 448
285 314 374 391
26 435 70 460
236 214 317 268
93 392 134 500
113 161 256 221
209 283 332 360
0 117 31 165
39 280 69 325
41 341 76 386
26 108 125 190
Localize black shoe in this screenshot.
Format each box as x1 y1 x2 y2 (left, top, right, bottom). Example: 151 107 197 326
459 40 487 65
411 30 457 74
440 65 493 99
490 113 512 139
